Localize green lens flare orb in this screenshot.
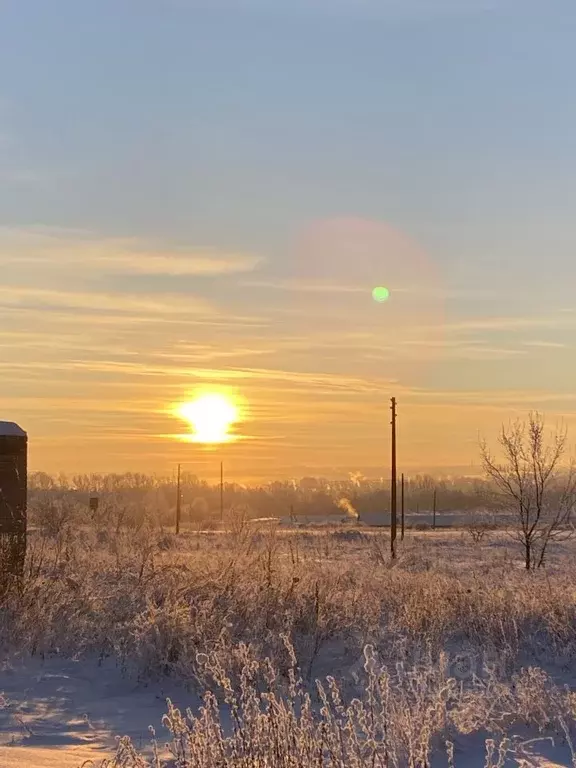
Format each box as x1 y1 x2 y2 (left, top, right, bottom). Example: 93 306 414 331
372 286 390 303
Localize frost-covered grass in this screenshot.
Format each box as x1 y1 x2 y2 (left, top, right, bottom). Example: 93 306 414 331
3 521 576 765
99 649 576 767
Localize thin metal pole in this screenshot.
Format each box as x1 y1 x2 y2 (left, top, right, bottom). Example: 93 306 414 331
176 463 181 535
433 487 437 530
401 472 405 541
220 461 224 524
390 398 397 559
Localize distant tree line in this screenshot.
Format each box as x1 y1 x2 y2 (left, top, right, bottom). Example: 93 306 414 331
28 470 490 525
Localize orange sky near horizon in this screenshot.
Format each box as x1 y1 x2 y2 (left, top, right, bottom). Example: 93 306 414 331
2 221 575 483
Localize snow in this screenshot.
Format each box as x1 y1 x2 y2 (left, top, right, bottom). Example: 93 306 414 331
442 733 574 768
0 423 26 438
0 657 194 767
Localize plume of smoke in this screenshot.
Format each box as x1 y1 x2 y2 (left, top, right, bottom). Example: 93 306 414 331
338 497 359 521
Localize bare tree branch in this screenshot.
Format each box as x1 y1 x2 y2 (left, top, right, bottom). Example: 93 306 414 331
480 413 575 570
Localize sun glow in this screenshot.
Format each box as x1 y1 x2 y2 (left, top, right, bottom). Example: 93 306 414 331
176 393 239 444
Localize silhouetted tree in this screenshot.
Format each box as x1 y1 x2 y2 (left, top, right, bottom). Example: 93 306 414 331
481 413 576 569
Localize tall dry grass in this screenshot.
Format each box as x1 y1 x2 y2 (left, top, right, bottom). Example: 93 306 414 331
3 515 576 765
4 523 576 681
97 643 576 767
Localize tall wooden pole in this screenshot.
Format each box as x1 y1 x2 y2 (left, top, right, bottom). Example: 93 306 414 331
220 461 224 524
176 463 181 535
401 472 405 541
390 397 397 559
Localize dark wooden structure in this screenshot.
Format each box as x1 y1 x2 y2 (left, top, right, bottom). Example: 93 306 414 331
0 422 27 579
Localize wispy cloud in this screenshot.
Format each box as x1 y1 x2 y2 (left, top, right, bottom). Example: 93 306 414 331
0 285 215 316
0 227 264 278
242 277 501 302
522 340 568 349
242 278 366 294
433 313 576 334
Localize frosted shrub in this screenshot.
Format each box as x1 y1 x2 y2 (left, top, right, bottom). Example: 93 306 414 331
29 496 84 538
95 645 576 768
98 643 460 767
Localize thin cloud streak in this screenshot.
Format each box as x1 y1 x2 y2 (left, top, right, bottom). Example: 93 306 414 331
0 302 267 328
0 286 215 316
242 278 366 294
522 340 568 349
244 277 502 302
0 227 264 277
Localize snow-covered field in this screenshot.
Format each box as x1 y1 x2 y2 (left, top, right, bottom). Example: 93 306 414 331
0 656 183 766
2 523 576 766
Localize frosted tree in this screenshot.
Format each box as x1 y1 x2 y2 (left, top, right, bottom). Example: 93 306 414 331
480 413 576 569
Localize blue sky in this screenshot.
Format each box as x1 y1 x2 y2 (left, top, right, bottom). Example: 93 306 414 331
1 0 575 479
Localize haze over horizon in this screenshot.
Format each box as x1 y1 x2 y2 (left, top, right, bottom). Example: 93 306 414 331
2 0 576 482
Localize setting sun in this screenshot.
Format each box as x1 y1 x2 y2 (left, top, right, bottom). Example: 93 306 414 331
177 393 239 444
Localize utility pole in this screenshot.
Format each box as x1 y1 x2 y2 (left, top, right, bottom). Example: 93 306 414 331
390 397 397 559
433 487 437 530
176 463 181 535
401 472 405 541
220 461 224 524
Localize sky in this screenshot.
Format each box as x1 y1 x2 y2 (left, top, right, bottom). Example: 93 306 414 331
1 0 576 482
